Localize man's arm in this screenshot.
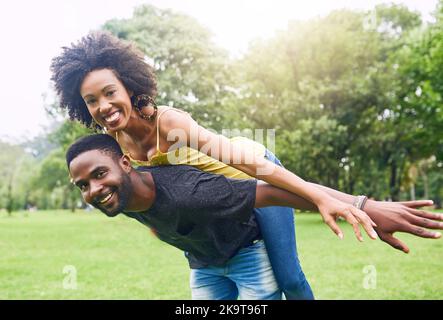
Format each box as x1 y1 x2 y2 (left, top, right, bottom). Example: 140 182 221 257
254 178 378 240
255 181 318 211
256 181 443 252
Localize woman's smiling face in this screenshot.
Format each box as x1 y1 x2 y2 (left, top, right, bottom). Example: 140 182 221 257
80 68 133 132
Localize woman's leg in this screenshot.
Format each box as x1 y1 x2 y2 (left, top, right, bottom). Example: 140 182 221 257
253 149 314 300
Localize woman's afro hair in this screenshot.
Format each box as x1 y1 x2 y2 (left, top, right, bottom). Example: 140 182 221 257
50 31 157 127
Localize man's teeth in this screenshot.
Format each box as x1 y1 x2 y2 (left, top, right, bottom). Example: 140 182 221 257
99 192 113 204
105 112 120 122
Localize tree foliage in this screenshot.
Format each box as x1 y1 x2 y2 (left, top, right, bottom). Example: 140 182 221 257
3 3 442 212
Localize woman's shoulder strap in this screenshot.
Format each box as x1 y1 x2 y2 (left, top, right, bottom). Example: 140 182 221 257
155 106 190 151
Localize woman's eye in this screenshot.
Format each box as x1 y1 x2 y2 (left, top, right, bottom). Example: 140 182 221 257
106 90 116 97
86 99 96 105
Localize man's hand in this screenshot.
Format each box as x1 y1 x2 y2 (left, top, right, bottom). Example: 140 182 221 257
317 196 378 241
364 200 443 253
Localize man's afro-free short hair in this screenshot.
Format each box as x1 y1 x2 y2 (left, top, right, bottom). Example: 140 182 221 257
66 134 124 168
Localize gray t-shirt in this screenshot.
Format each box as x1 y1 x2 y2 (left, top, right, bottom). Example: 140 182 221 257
124 165 260 268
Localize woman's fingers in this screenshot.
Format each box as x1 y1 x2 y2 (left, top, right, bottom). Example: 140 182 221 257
349 207 378 240
341 210 363 242
323 216 344 239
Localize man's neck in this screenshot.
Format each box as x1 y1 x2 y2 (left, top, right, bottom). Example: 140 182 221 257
124 170 156 212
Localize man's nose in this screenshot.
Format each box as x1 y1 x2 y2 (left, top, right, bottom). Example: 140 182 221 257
89 180 103 200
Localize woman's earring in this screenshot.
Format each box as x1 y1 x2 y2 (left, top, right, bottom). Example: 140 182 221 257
133 94 158 121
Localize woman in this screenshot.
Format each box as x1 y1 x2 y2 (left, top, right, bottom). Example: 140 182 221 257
50 31 440 299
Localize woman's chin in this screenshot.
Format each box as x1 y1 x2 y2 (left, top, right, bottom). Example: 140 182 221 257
106 119 130 132
104 124 121 133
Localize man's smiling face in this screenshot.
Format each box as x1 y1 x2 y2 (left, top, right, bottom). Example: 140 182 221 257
69 150 133 217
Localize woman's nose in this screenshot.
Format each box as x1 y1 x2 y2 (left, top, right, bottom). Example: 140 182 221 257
99 99 112 114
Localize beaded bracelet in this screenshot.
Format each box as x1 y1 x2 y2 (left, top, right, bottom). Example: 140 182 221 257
353 195 368 210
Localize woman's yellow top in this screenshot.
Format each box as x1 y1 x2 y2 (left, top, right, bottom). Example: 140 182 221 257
115 108 266 180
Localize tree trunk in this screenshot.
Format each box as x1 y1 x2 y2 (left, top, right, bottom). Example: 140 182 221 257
348 167 355 195
410 184 416 201
6 176 13 216
422 172 429 200
389 162 400 201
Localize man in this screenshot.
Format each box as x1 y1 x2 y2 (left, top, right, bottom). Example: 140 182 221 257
67 134 443 299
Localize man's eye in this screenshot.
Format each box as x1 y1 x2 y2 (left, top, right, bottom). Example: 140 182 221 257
79 184 88 191
96 171 106 178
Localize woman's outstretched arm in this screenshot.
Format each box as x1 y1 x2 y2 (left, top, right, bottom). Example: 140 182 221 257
255 181 443 251
159 109 377 241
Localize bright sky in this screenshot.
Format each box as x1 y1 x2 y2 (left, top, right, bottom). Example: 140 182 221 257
0 0 438 143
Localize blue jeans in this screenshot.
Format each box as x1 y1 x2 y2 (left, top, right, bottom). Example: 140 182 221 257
190 150 314 300
190 240 282 300
253 149 314 300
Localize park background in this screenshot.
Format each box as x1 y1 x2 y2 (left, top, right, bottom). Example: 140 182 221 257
0 0 442 299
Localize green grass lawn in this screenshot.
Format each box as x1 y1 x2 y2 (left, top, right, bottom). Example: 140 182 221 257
1 209 442 299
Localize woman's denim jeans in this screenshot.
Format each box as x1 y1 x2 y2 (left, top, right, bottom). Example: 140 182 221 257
253 149 314 300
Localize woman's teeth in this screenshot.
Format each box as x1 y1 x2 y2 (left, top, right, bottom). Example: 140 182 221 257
105 112 120 123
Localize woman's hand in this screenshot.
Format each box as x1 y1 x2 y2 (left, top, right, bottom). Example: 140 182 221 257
317 196 378 241
364 200 443 253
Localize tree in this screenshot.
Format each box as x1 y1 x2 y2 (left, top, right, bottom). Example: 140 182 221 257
34 149 79 211
0 141 38 214
103 4 236 131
